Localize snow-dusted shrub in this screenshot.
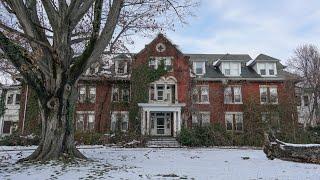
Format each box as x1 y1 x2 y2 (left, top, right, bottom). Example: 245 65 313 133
0 133 40 146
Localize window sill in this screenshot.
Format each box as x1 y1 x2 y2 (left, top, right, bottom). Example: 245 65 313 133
224 102 243 105
195 102 210 105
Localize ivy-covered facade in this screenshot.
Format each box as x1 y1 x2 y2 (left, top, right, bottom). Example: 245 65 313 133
17 34 298 137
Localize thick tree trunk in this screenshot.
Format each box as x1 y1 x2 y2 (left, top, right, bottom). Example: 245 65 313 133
263 133 320 164
20 85 86 162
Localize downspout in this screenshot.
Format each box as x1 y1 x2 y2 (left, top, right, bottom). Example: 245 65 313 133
21 85 28 134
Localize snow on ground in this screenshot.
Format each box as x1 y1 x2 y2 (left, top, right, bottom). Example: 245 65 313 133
0 147 320 180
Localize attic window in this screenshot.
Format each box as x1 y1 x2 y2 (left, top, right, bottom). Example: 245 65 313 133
193 62 205 75
156 43 166 52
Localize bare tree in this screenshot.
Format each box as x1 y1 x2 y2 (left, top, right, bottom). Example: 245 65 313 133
289 45 320 126
0 0 197 161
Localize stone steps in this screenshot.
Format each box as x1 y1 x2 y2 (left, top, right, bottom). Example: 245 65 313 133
146 137 181 148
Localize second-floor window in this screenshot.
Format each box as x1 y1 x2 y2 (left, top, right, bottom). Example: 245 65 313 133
224 86 242 104
222 62 241 76
192 86 209 103
260 86 278 104
6 93 20 105
6 94 14 105
112 86 130 102
78 85 96 103
149 57 172 71
149 83 176 103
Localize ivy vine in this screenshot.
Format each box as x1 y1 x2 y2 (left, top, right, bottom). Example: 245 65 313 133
129 60 167 133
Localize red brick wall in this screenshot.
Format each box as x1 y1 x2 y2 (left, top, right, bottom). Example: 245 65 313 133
190 80 289 128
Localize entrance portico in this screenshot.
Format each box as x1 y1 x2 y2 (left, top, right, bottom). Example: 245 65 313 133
138 103 185 137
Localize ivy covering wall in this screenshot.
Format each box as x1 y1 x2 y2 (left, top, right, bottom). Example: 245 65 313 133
129 60 167 132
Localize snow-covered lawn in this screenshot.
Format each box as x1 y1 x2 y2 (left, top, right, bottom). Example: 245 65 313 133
0 146 320 180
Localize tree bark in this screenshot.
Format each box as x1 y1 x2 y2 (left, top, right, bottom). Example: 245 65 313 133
263 133 320 164
19 85 86 162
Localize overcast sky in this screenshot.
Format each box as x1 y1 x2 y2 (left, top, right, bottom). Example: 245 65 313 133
128 0 320 65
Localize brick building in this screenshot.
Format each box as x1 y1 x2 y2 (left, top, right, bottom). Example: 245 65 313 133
18 34 297 137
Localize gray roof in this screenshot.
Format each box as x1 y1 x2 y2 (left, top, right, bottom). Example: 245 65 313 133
186 53 252 63
255 54 280 61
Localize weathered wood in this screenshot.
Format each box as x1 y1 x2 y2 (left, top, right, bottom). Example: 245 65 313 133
263 133 320 164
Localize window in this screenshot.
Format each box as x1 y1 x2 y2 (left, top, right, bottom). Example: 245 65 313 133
111 111 129 132
192 86 209 103
260 86 278 104
164 58 172 71
87 113 95 131
89 87 96 103
224 86 242 104
112 86 130 102
149 85 155 101
15 94 21 105
76 113 85 131
6 94 14 105
78 86 86 103
222 62 241 76
261 112 280 129
149 57 172 71
115 61 128 74
258 63 277 76
303 96 309 107
122 89 130 102
112 87 119 102
260 87 268 103
156 85 164 101
225 112 243 132
192 112 210 126
149 58 156 69
269 87 278 104
193 62 205 75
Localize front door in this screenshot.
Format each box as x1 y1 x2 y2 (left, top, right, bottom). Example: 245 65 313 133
150 112 172 136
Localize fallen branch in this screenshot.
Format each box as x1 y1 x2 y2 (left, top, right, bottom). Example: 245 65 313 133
263 132 320 164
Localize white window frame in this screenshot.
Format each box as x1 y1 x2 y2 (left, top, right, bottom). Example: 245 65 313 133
111 111 129 132
78 86 86 103
87 113 95 131
75 111 85 131
149 57 173 71
222 62 241 76
257 62 277 76
115 60 128 75
224 86 242 104
192 111 211 126
193 61 206 75
225 112 243 132
193 85 209 104
89 86 96 103
260 85 278 104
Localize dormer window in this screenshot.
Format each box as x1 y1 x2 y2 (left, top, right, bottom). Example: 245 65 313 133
257 62 277 76
221 62 241 76
193 61 205 75
115 60 128 74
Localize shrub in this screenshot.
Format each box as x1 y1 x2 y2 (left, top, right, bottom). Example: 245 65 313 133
74 132 107 145
178 124 234 147
0 133 40 146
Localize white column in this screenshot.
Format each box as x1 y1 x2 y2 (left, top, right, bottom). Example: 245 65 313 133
173 111 177 137
146 110 150 135
177 109 181 134
141 110 145 135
